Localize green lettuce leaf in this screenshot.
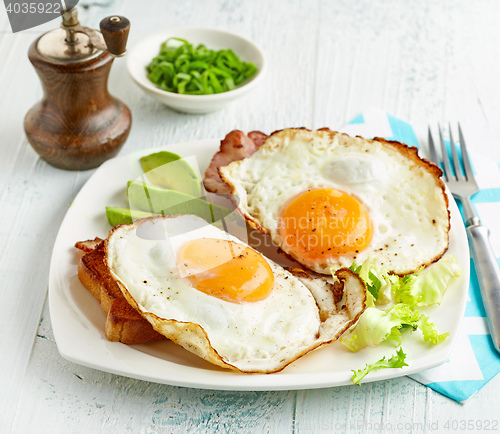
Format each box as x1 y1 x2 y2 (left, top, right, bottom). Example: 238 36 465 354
416 314 450 344
392 254 463 307
340 306 405 351
351 347 408 385
340 303 449 351
348 258 397 307
342 254 460 352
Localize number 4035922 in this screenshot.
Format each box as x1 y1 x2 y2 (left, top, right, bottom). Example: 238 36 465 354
5 3 61 14
444 419 498 431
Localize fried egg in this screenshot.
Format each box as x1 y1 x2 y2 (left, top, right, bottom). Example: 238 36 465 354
219 128 450 275
105 214 366 373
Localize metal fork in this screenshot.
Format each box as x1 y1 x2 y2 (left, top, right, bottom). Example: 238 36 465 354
428 123 500 353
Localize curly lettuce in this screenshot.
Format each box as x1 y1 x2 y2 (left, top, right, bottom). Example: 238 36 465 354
340 254 462 383
340 303 449 351
349 258 398 307
351 347 408 385
392 254 462 307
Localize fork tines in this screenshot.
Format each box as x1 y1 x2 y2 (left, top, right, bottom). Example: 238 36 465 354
427 123 474 183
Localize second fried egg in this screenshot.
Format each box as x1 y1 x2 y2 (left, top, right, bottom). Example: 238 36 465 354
219 128 450 275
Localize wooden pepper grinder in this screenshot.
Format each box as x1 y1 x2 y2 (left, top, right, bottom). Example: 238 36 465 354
24 7 132 170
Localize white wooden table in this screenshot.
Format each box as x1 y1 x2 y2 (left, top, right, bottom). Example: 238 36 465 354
1 0 500 432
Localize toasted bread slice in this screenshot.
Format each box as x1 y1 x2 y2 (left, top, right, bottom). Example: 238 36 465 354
75 239 166 344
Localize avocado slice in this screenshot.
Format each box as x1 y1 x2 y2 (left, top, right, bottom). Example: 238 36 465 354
106 207 157 227
126 181 232 223
140 151 202 197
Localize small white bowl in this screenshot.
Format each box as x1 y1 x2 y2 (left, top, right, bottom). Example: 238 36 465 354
127 27 266 114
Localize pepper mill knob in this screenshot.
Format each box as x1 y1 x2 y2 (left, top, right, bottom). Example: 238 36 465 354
100 16 131 57
24 8 132 170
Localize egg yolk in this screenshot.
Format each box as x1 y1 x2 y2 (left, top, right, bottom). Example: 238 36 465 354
177 238 274 303
278 188 373 262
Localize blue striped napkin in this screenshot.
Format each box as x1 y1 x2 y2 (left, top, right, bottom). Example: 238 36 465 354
341 109 500 403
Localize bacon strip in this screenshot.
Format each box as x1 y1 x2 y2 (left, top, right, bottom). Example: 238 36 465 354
75 238 104 252
203 130 268 193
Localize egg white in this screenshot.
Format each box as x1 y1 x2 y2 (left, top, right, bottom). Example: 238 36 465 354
105 215 366 372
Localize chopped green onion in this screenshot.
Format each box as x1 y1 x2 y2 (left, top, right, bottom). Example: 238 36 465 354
147 38 258 95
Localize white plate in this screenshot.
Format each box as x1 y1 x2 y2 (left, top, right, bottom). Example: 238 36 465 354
49 139 470 391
